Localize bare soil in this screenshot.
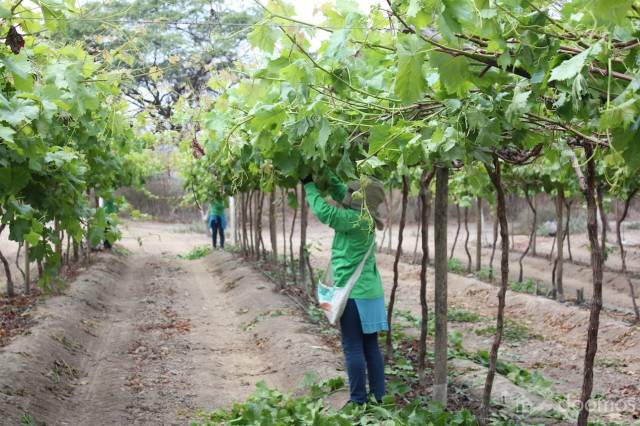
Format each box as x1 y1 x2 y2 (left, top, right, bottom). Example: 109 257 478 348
0 221 343 425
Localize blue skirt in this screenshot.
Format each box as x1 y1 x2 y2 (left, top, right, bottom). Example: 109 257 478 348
353 297 388 334
208 214 227 230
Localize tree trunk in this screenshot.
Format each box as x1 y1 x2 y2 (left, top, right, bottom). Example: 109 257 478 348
425 191 432 264
241 193 248 256
281 188 287 281
565 199 574 262
387 190 393 252
73 239 79 263
418 169 434 379
256 192 266 260
299 185 308 283
489 212 499 279
54 220 62 268
597 185 607 262
616 190 640 322
464 207 472 273
480 158 509 424
433 167 449 405
386 176 409 361
0 225 15 298
15 242 26 282
519 192 536 282
289 187 298 285
412 205 422 264
476 197 482 271
450 204 461 260
531 195 537 256
269 190 278 261
248 191 255 256
572 145 604 426
555 189 565 302
24 241 30 293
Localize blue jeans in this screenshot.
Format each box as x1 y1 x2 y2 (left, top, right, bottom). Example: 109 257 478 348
210 218 224 249
340 299 385 404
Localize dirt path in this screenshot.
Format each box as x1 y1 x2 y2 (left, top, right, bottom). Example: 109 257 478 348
0 221 342 425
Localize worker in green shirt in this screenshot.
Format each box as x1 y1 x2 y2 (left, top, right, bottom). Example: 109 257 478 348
207 198 227 250
103 199 117 250
302 171 387 406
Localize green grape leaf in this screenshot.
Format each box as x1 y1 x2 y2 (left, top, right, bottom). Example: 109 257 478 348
0 97 39 126
0 125 16 143
394 34 426 103
1 53 34 91
549 46 593 82
0 167 30 194
429 51 471 96
588 0 633 27
506 87 532 122
248 24 279 54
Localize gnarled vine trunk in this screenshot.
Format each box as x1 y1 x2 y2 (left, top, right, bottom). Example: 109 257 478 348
289 187 298 286
281 188 287 282
564 199 574 262
386 176 409 361
555 189 565 301
572 144 604 426
476 197 482 271
450 204 461 260
463 207 471 273
418 169 434 379
480 158 509 424
433 166 449 405
519 191 536 283
489 212 498 279
269 190 278 261
299 185 308 284
616 190 640 322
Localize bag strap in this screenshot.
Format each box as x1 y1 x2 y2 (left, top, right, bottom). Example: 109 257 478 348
324 240 375 288
341 240 375 290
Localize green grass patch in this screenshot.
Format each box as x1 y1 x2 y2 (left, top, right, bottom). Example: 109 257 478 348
130 209 152 221
508 279 537 294
448 308 483 323
474 320 541 342
475 267 493 281
178 245 211 260
448 258 466 274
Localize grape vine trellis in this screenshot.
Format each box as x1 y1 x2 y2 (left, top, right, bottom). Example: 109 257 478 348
181 1 640 424
0 2 149 294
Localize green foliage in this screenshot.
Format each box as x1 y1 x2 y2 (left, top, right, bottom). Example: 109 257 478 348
475 267 493 281
474 320 541 342
178 245 212 260
448 308 482 323
0 3 153 290
60 0 257 126
508 279 537 295
194 379 477 426
447 258 466 274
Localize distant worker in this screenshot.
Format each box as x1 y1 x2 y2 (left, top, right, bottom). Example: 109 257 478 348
207 198 227 250
101 198 117 250
301 171 387 407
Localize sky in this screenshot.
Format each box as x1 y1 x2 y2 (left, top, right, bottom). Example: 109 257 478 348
288 0 384 24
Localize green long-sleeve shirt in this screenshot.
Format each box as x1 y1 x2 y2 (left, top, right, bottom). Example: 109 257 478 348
304 179 383 300
209 200 226 216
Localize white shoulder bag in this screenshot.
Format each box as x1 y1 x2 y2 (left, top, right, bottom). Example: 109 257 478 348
316 242 375 325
